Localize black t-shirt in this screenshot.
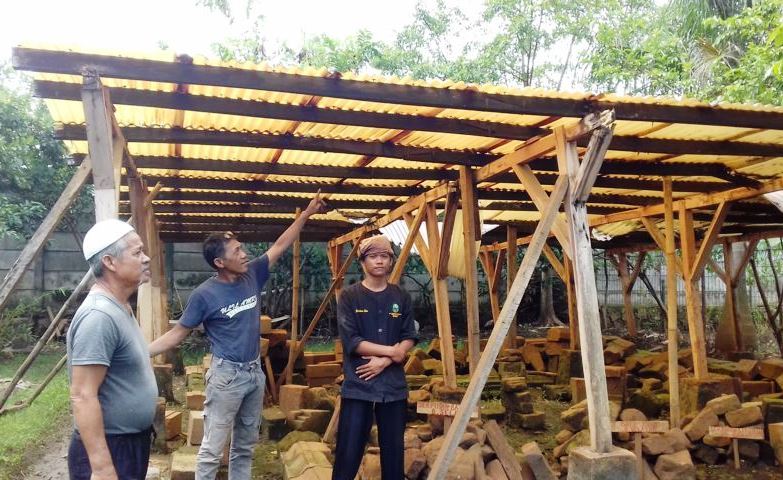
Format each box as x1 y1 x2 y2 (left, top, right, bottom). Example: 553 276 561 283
337 282 418 402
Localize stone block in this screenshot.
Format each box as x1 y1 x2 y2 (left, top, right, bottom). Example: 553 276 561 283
758 358 783 379
679 376 739 415
497 361 525 379
725 405 762 427
404 448 427 479
187 411 204 445
527 370 558 386
571 378 587 403
262 406 290 441
735 359 759 381
742 380 774 399
762 397 783 426
704 394 741 415
302 387 334 411
521 442 556 480
768 422 783 464
556 429 575 445
170 446 198 480
404 355 424 375
682 408 718 442
485 459 510 480
165 410 183 440
422 358 444 375
260 314 272 334
562 404 588 432
653 450 694 480
501 376 528 392
305 363 342 379
641 428 690 456
186 391 205 411
558 349 584 384
737 439 760 461
691 444 720 465
154 364 174 402
566 446 638 480
280 384 309 415
548 327 571 342
519 412 546 430
542 384 572 402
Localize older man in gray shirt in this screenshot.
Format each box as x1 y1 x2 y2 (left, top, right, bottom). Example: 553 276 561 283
67 219 158 480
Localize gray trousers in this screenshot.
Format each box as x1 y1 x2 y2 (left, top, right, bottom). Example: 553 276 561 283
196 356 264 480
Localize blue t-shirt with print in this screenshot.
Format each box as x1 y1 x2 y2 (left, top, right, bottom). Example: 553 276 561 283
179 255 270 362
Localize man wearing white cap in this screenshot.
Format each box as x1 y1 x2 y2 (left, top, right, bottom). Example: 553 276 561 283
66 219 157 480
148 192 325 479
332 235 418 480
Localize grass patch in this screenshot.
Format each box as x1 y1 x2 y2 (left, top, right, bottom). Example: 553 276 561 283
0 350 70 480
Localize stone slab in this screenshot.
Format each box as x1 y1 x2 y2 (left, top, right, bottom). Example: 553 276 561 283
566 446 638 480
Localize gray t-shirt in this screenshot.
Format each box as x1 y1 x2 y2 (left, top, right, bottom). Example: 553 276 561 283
66 292 158 434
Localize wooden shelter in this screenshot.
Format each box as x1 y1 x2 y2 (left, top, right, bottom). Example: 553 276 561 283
5 45 783 477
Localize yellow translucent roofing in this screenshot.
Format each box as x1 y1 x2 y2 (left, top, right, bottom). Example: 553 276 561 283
13 44 783 245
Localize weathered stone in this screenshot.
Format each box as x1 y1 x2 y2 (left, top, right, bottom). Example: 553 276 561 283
679 376 739 415
521 343 546 371
557 349 583 384
566 446 637 480
360 452 381 480
277 430 322 452
501 376 528 392
485 459 510 480
641 428 690 456
758 358 783 379
519 412 546 430
185 391 205 411
620 408 647 422
737 439 760 461
682 408 719 442
170 446 198 480
416 423 433 442
691 444 720 465
725 405 762 427
262 406 291 441
521 442 556 480
626 389 662 419
762 397 783 426
422 358 444 375
279 384 309 415
187 411 204 446
640 378 663 392
404 430 423 450
735 359 759 381
497 361 525 379
556 429 575 445
768 422 783 464
704 394 741 416
404 448 427 479
408 388 431 406
702 432 731 448
480 402 506 422
165 410 183 440
404 355 425 375
542 384 572 402
653 450 695 480
561 404 588 432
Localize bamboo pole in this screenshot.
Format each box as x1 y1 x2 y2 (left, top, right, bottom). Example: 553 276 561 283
459 167 481 374
286 208 302 385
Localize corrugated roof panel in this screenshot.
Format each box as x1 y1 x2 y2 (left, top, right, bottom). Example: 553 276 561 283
185 110 296 133
642 124 757 141
276 150 362 166
178 145 278 162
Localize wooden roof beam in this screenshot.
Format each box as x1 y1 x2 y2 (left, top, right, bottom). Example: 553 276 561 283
34 80 546 142
14 47 783 130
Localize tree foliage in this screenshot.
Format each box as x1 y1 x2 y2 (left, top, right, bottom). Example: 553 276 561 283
0 66 90 240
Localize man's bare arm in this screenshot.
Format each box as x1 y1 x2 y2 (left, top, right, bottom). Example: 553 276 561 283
70 365 117 480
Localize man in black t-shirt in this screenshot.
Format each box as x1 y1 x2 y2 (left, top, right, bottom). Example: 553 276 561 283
333 235 418 480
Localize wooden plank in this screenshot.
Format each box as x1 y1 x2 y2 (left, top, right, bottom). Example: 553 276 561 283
617 253 638 337
592 175 783 227
36 80 544 142
425 203 457 389
322 396 341 444
459 167 481 375
663 178 681 428
505 225 518 349
708 426 764 440
417 402 479 418
403 211 432 273
564 257 579 350
723 241 741 353
390 204 426 284
483 420 524 480
563 125 614 453
0 157 92 313
60 124 491 167
436 191 458 279
334 183 451 245
427 174 569 480
542 244 565 281
287 208 302 385
512 164 572 258
691 201 730 278
679 206 709 379
279 239 362 385
17 49 783 130
612 421 669 433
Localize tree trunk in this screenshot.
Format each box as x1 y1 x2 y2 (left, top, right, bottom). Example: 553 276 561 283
539 266 564 326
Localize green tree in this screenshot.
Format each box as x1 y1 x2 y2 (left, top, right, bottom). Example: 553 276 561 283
0 66 90 241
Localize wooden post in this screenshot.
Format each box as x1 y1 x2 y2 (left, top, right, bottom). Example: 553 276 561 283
0 157 92 313
505 225 518 349
663 177 680 427
479 249 505 324
616 253 638 337
679 206 709 379
564 256 579 349
81 74 120 221
723 241 740 352
459 167 481 374
287 208 302 385
390 204 426 284
279 239 362 386
427 174 571 480
561 123 614 453
425 203 457 389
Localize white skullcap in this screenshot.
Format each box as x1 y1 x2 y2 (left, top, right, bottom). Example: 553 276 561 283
82 219 135 261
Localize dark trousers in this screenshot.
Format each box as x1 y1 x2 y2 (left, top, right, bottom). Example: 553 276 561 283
332 397 407 480
68 427 153 480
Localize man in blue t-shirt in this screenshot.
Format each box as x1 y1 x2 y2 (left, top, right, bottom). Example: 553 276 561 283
149 193 324 479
